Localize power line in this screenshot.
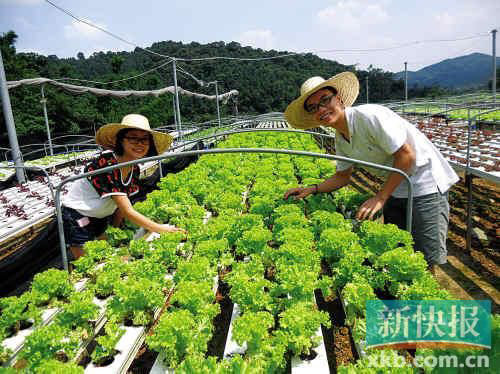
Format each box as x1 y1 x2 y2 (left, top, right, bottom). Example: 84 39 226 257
314 33 489 54
44 0 172 59
176 66 206 86
43 0 493 63
53 58 173 85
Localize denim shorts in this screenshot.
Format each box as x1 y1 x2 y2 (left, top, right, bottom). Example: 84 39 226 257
62 206 111 247
383 191 450 265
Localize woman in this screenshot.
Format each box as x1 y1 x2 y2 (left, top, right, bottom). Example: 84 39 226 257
283 72 458 271
62 114 185 260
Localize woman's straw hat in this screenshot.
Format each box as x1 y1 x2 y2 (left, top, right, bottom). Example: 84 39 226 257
284 71 359 129
96 114 173 154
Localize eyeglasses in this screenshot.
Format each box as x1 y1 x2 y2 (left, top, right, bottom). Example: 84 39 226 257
124 136 150 145
304 94 335 114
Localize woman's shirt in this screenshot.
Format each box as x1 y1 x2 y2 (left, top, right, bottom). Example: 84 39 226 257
335 104 459 198
62 151 141 218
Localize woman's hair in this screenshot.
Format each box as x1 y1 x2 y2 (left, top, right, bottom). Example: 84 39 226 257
114 129 158 157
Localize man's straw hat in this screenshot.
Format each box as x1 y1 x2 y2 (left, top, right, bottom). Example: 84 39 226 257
284 71 359 129
96 114 173 154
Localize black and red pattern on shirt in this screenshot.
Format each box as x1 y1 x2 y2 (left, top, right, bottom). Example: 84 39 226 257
85 152 140 197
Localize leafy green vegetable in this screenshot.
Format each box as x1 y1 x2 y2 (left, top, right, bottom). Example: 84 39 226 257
105 227 133 247
128 238 150 258
317 229 360 263
20 324 80 370
146 309 213 368
171 280 218 316
341 275 376 325
278 301 330 356
236 227 272 256
55 290 99 330
91 322 125 364
30 269 73 306
107 277 164 325
358 221 414 257
233 311 274 355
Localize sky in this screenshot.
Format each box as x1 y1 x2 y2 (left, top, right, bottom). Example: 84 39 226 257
0 0 499 74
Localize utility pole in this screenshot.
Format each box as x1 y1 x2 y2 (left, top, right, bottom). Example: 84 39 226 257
404 62 408 103
492 29 497 103
214 81 221 129
41 85 54 156
172 58 182 140
0 49 25 183
366 75 369 103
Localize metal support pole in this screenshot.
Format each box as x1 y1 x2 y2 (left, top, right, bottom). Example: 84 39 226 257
465 173 473 253
41 85 54 156
366 75 369 104
172 94 177 131
404 62 408 103
0 49 25 183
215 81 221 130
172 58 182 140
492 29 497 103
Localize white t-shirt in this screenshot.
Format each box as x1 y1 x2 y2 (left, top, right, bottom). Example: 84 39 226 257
335 104 459 198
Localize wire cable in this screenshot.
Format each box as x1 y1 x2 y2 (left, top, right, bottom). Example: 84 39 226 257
43 0 494 63
44 0 172 59
314 33 489 54
53 58 173 85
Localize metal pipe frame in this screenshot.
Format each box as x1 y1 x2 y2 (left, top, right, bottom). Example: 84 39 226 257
0 165 56 201
169 128 337 152
55 146 413 271
465 107 500 253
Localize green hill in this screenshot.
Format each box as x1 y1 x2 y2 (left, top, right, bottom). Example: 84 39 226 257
394 53 500 89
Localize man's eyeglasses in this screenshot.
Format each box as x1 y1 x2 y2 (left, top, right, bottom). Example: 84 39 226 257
124 136 150 145
304 94 335 114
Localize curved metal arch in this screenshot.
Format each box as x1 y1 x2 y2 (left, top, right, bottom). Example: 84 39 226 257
55 147 413 271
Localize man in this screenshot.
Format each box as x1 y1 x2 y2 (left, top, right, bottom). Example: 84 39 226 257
283 72 459 270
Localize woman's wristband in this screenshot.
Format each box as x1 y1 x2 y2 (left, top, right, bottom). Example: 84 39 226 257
311 184 319 195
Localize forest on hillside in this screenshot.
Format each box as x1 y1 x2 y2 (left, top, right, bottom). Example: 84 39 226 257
0 30 442 143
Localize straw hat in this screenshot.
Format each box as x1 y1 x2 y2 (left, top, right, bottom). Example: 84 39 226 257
96 114 173 154
284 71 359 129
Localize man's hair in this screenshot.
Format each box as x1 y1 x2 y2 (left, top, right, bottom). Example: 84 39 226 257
114 128 158 157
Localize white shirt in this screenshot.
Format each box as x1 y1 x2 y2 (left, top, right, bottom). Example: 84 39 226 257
335 104 459 198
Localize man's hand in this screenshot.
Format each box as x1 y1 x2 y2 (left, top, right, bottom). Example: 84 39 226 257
356 194 387 221
283 187 314 200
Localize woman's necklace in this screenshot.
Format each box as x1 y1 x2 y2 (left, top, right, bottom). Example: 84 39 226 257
115 156 132 178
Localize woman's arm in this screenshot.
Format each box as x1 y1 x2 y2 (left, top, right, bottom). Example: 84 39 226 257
284 167 353 200
356 142 415 220
112 195 185 233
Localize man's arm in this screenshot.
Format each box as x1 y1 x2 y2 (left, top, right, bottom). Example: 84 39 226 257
356 143 415 220
284 167 353 200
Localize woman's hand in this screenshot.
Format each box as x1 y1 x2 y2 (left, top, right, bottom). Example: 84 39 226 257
283 187 315 200
157 224 187 235
355 194 387 221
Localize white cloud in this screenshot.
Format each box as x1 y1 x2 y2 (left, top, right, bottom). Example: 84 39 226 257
317 0 389 31
236 29 275 50
433 12 455 28
63 19 106 41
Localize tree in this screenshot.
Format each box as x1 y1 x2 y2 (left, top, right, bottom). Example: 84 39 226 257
111 55 124 74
